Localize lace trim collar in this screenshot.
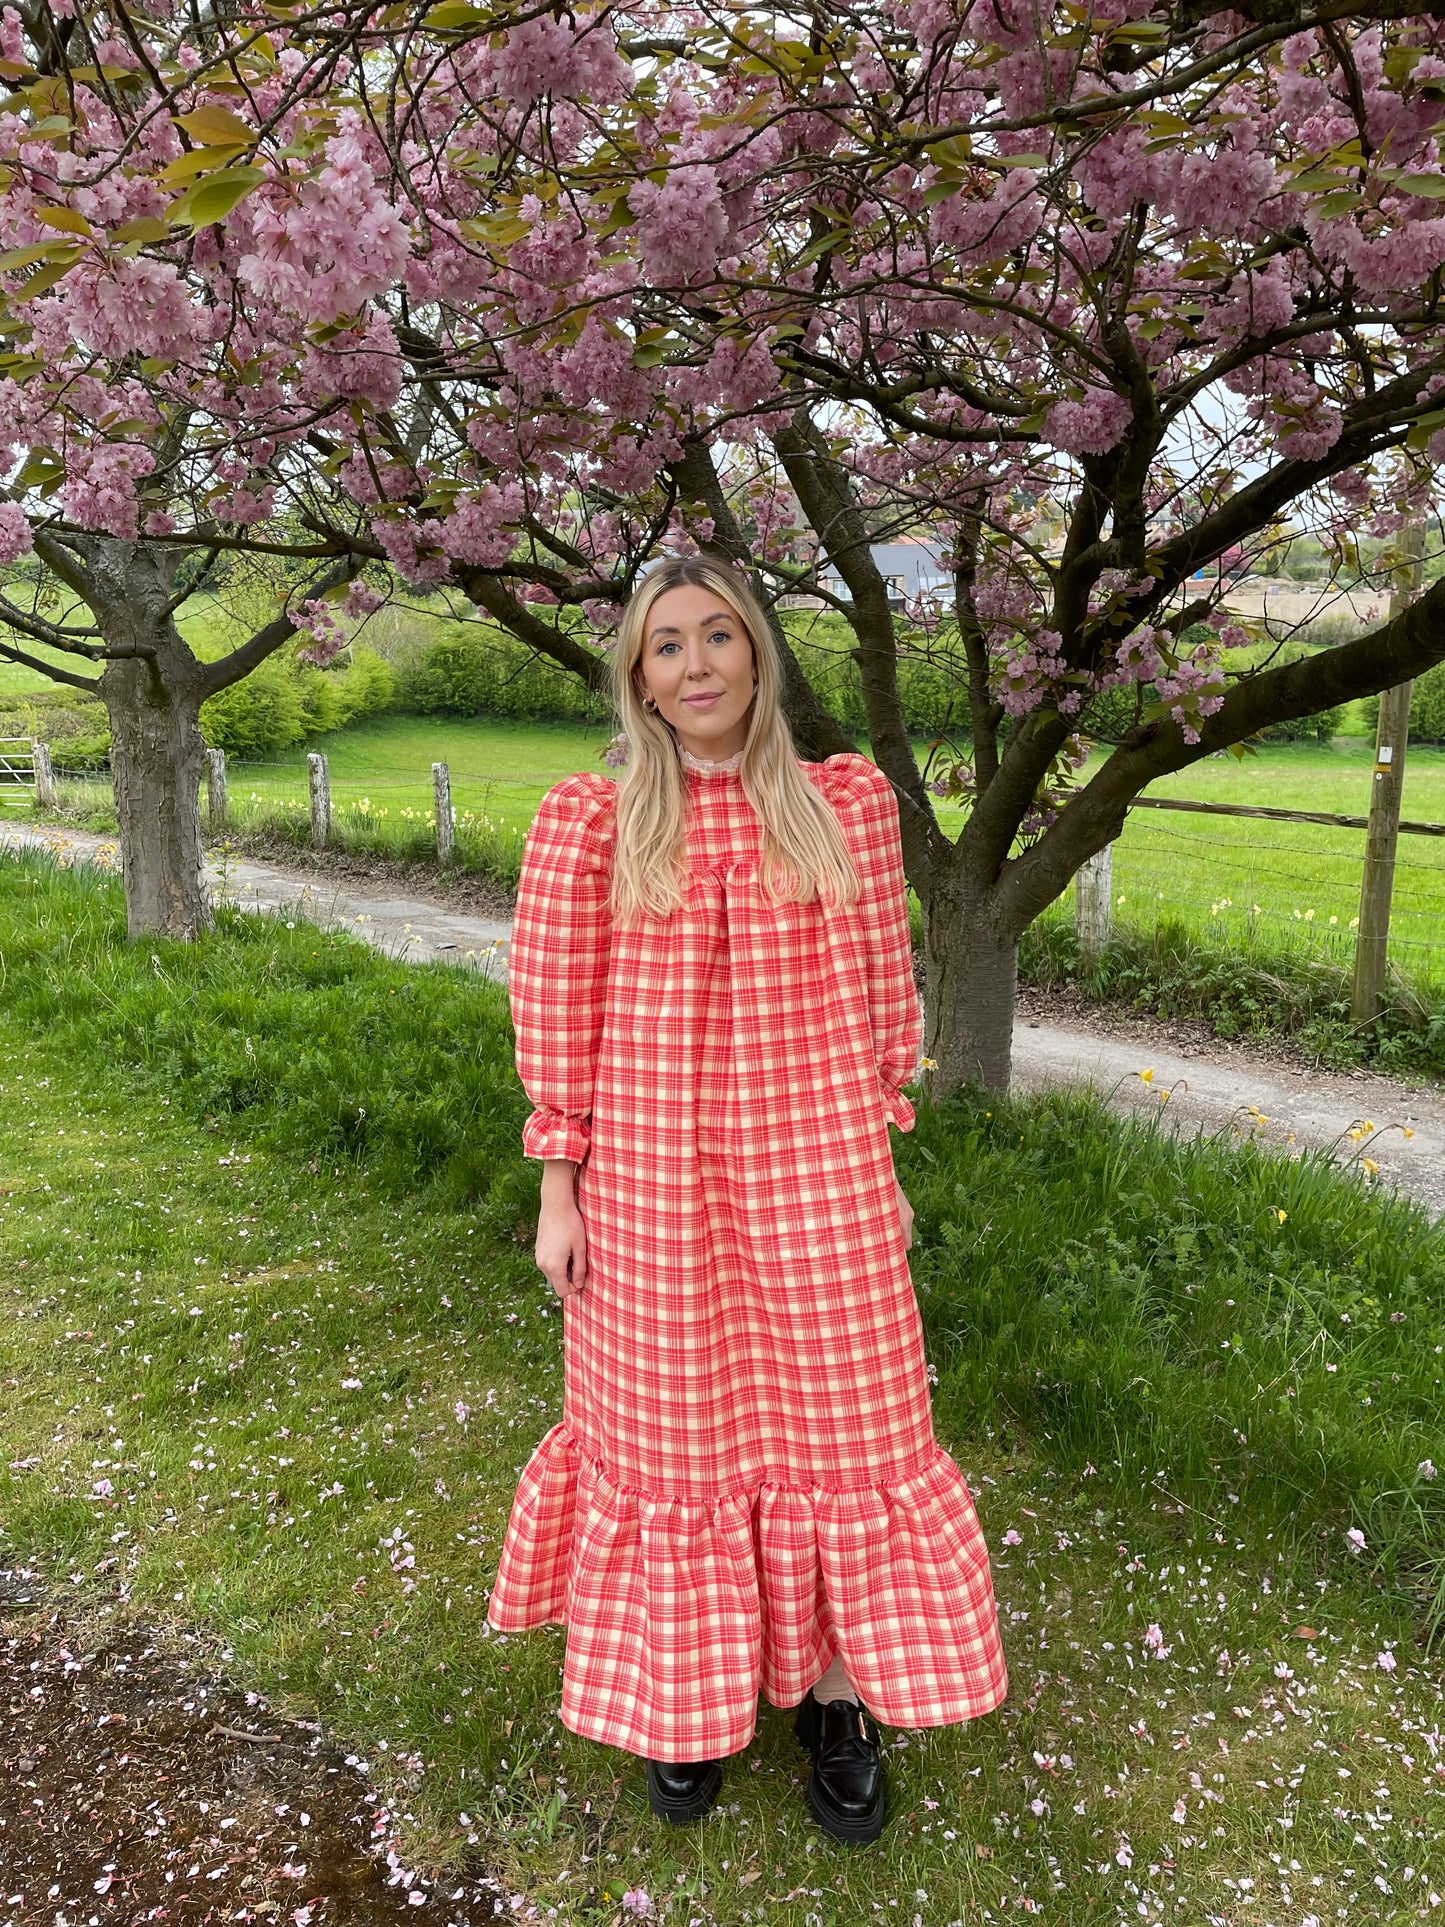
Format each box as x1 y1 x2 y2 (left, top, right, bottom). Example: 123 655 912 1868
677 741 744 775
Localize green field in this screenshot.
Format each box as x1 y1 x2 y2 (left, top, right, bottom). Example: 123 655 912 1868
4 626 1444 988
49 718 1445 986
0 850 1441 1920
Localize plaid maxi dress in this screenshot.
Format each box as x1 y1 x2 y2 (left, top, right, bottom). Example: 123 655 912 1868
487 748 1008 1760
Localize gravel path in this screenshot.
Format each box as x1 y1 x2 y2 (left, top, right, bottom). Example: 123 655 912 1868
6 821 1444 1217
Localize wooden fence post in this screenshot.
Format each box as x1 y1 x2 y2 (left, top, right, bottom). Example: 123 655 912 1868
31 740 56 811
1351 523 1425 1025
206 746 228 829
307 751 330 850
432 761 455 864
1075 842 1114 964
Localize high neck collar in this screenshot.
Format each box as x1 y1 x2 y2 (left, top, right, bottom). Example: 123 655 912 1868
677 741 744 776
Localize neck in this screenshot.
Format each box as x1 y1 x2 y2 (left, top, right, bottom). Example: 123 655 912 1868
678 740 743 770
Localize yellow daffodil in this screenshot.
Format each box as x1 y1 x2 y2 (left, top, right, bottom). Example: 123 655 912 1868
1362 1158 1380 1177
1275 1209 1288 1224
1138 1068 1154 1085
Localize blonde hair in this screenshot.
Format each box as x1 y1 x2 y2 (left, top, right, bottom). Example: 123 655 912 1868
608 556 861 926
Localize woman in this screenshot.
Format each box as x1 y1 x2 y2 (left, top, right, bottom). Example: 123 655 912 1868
487 557 1007 1843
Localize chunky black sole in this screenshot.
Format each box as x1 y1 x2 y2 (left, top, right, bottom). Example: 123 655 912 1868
793 1697 886 1845
645 1757 722 1823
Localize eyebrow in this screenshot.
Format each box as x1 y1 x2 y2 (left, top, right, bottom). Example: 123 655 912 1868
647 610 737 641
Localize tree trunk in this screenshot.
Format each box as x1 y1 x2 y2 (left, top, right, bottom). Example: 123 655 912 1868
103 656 210 939
922 874 1020 1094
86 541 212 940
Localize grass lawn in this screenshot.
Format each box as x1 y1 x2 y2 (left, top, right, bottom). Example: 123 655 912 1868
0 852 1442 1923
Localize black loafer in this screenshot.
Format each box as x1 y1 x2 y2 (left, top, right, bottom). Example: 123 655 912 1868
794 1690 886 1844
645 1756 722 1823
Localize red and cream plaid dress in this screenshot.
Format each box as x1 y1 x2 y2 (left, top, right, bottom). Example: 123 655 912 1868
487 748 1008 1759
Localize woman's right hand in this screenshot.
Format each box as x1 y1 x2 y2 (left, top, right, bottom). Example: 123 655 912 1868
537 1159 588 1298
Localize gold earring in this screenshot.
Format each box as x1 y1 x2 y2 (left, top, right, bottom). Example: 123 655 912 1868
643 694 657 710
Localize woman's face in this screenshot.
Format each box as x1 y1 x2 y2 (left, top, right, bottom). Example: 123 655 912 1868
636 582 757 761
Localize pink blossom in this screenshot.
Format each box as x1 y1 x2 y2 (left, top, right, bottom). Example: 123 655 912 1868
293 597 348 666
1346 1526 1367 1552
60 443 155 538
1045 390 1133 457
929 169 1041 260
1377 1649 1397 1673
236 116 410 323
60 257 203 362
300 312 403 411
479 14 629 108
628 164 730 285
0 500 32 562
438 482 526 568
343 582 386 619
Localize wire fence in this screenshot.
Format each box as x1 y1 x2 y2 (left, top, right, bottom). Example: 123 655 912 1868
9 741 1445 989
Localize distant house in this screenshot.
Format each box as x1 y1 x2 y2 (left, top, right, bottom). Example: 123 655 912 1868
818 538 953 609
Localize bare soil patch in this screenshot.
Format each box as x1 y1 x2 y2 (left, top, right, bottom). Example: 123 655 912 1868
0 1569 498 1925
209 838 517 923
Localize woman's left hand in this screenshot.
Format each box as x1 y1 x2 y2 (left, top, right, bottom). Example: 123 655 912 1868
894 1176 914 1250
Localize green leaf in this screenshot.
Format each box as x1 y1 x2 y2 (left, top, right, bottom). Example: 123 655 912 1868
37 205 92 236
171 165 266 230
794 229 846 268
633 333 685 367
111 215 172 244
1406 406 1445 452
1287 169 1350 192
426 0 488 25
598 196 636 237
996 152 1047 168
163 144 251 184
14 452 64 491
923 176 964 206
0 240 68 272
1398 172 1445 199
1317 189 1361 220
174 103 255 146
924 135 972 166
13 252 82 300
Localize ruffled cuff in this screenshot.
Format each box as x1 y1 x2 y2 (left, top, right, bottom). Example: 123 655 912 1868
880 1074 916 1135
522 1107 591 1164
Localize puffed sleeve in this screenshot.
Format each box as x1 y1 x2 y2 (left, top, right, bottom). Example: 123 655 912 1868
826 753 924 1134
509 772 616 1163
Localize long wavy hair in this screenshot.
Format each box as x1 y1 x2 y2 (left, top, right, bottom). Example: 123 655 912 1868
608 556 861 927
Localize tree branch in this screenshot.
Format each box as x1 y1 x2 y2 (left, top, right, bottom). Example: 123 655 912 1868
669 434 856 767
0 635 100 695
455 570 612 693
996 567 1445 933
772 408 937 878
198 557 361 698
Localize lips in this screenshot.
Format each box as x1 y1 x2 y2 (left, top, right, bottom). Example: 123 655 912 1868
682 692 723 706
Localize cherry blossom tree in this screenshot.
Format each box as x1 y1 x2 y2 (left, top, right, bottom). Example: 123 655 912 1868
2 0 1444 1090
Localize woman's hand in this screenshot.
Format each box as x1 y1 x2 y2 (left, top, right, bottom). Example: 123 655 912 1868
538 1159 589 1298
894 1175 914 1251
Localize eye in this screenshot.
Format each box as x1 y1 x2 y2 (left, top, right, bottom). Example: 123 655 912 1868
708 628 731 645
